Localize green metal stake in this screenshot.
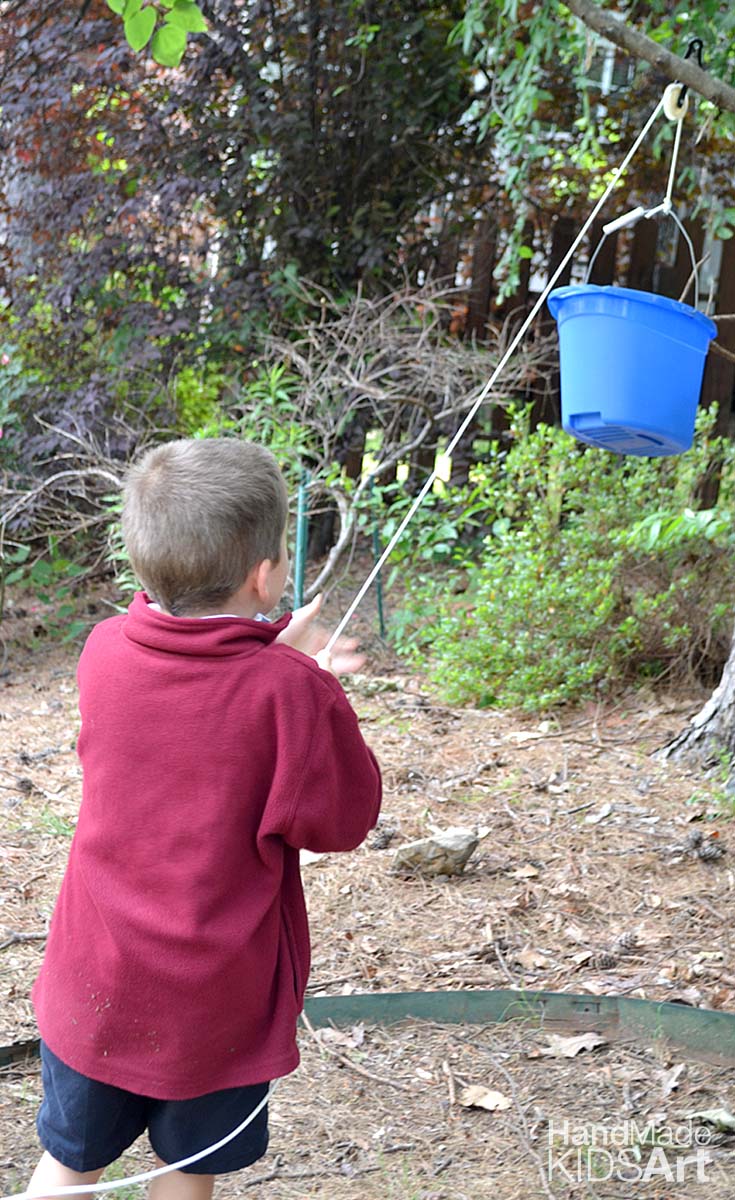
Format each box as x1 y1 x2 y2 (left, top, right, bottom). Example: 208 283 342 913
369 475 387 639
293 469 309 609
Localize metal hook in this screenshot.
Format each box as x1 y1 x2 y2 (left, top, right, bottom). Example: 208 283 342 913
684 38 704 69
678 38 705 106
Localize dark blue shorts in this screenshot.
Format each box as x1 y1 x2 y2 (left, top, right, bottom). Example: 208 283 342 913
37 1042 269 1175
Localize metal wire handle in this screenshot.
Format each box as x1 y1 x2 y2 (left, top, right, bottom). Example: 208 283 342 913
584 202 700 309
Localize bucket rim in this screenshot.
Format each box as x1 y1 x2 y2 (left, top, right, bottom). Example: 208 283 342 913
547 283 717 338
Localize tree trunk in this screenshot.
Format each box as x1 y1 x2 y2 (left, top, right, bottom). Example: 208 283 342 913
695 235 735 507
465 214 497 340
530 215 574 429
660 619 735 762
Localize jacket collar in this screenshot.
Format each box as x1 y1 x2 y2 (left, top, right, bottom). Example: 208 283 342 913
122 592 292 656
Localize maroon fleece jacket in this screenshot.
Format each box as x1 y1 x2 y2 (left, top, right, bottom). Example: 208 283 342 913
32 593 381 1099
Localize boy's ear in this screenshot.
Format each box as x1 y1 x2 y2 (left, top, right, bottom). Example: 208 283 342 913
252 558 273 604
254 559 273 604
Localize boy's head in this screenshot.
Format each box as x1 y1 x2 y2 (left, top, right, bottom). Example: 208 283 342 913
122 439 289 616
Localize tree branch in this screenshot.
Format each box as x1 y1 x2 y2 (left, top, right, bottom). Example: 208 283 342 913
564 0 735 117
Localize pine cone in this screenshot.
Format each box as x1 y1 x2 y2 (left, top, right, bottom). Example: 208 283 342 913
471 944 498 963
696 840 725 862
683 829 704 852
592 951 618 970
612 931 639 955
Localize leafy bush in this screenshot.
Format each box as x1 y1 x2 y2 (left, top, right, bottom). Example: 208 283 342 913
390 407 735 711
173 364 227 434
1 540 89 642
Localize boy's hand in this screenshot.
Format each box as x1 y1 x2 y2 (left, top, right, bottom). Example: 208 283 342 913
276 594 366 677
314 640 365 677
276 594 326 657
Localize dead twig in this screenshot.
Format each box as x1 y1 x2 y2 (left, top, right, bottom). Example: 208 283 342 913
300 1010 414 1093
677 252 710 305
0 930 47 952
456 1034 558 1200
243 1140 416 1189
442 1058 457 1109
711 341 735 365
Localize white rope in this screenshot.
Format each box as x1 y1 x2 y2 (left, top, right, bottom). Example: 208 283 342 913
2 1080 277 1200
664 112 684 212
327 97 665 652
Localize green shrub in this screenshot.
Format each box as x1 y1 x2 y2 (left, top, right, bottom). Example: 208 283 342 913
390 406 735 711
106 363 314 603
173 364 226 433
1 539 89 641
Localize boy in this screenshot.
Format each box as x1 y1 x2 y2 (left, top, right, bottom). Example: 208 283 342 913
28 438 381 1200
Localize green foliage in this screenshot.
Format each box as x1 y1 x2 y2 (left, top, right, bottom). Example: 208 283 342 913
173 363 226 434
451 0 735 293
106 362 313 602
391 407 735 711
0 342 38 461
191 362 313 480
369 481 488 575
2 540 89 642
40 807 76 838
107 0 207 67
105 496 140 606
625 506 730 552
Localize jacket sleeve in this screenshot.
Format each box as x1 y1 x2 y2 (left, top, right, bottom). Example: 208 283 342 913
268 678 381 854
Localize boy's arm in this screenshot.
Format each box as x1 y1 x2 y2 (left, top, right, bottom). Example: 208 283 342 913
265 677 381 854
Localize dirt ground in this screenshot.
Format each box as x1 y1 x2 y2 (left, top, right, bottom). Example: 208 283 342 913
2 590 735 1198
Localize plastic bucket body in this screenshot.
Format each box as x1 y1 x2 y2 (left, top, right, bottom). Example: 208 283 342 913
547 285 717 456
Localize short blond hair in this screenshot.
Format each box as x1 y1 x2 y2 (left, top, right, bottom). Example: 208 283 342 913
122 439 288 615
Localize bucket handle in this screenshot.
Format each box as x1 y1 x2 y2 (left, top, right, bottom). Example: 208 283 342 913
584 203 700 308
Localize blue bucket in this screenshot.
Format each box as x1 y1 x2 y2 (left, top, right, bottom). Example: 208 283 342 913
547 284 717 456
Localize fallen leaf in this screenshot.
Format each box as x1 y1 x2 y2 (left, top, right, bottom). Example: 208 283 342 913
665 986 704 1006
415 1067 434 1082
660 1063 686 1098
710 987 735 1009
685 1108 735 1133
536 1032 607 1059
516 948 548 970
585 802 613 825
643 892 662 909
459 1085 512 1111
564 923 588 944
319 1024 365 1050
512 863 540 879
579 980 607 996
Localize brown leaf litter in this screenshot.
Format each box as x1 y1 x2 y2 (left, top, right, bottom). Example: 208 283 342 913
2 634 735 1197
